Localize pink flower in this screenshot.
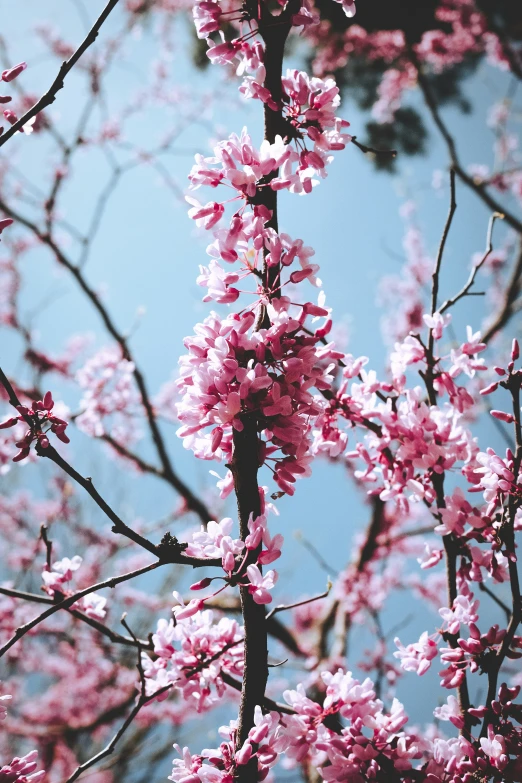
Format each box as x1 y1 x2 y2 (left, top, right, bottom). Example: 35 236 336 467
417 544 443 569
394 631 438 676
0 391 70 463
439 591 479 635
433 694 464 729
42 555 82 595
172 591 205 620
333 0 356 18
2 63 27 83
0 693 12 721
423 312 451 340
246 564 277 604
480 726 508 770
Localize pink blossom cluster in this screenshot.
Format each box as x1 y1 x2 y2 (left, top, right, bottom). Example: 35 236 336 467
0 391 69 462
0 751 45 783
75 346 140 446
308 0 512 126
41 554 107 619
171 667 522 782
144 610 244 712
177 305 339 495
184 513 282 579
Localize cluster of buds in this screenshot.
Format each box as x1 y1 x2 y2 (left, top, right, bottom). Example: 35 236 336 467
0 62 30 135
481 339 521 424
0 391 69 462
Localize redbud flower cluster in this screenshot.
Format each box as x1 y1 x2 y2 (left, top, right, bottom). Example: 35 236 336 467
0 391 69 462
42 555 107 619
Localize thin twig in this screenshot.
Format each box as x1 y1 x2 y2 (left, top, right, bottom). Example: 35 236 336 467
266 585 331 620
439 212 505 314
351 136 397 158
294 532 340 576
0 585 151 648
0 366 220 568
430 168 457 318
0 561 161 658
0 199 213 525
0 0 121 148
63 616 172 783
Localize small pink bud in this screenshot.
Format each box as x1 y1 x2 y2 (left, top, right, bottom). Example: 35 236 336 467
12 447 30 462
43 391 53 410
3 109 18 126
2 62 27 83
494 366 506 376
236 742 253 766
0 96 11 104
222 551 235 573
512 339 520 361
37 433 50 449
210 426 223 453
0 416 17 429
190 577 212 591
303 302 329 317
0 218 13 233
480 382 498 395
174 598 204 620
490 410 515 423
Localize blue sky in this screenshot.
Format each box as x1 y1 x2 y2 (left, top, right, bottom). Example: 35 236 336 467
1 0 521 751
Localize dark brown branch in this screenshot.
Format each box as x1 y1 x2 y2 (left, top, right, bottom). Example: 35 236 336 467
0 0 121 148
230 3 299 776
0 366 219 567
430 168 457 319
413 60 522 237
483 239 522 345
421 176 474 736
221 671 295 716
206 596 306 658
0 585 151 649
481 374 522 736
0 200 213 526
0 561 162 657
64 615 173 783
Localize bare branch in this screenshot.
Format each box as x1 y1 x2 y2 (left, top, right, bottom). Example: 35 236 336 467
266 584 331 620
431 168 457 318
439 212 504 315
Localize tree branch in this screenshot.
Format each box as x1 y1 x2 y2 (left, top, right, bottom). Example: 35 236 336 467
0 585 151 649
0 364 220 568
0 0 118 147
0 561 161 658
413 59 522 237
0 199 213 526
0 0 121 148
